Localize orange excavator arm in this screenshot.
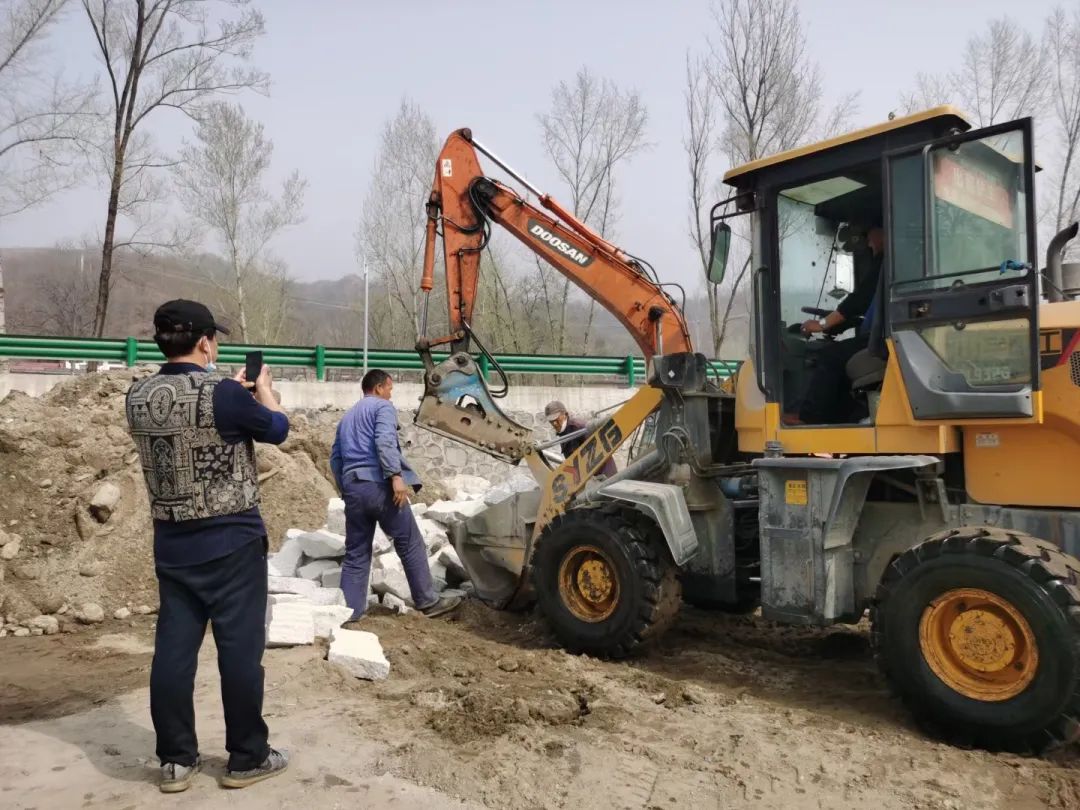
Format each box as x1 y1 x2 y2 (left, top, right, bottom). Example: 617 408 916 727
418 128 693 359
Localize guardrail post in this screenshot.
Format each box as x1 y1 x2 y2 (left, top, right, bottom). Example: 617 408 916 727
125 337 138 367
624 355 635 388
478 354 489 380
315 345 326 381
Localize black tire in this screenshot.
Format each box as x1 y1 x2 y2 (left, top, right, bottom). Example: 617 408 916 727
871 526 1080 753
531 506 681 658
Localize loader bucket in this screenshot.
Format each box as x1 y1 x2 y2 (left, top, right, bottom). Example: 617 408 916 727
453 486 541 610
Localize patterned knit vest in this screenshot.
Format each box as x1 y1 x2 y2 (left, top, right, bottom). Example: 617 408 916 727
126 372 259 521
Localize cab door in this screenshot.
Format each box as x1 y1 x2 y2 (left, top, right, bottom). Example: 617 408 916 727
883 118 1039 420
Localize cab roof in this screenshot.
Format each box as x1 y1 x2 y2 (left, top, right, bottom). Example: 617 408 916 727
722 105 971 186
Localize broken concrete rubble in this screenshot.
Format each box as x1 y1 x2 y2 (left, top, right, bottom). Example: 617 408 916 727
266 600 316 647
267 576 319 598
327 627 390 680
296 529 346 559
297 558 339 581
424 500 486 525
319 567 342 589
267 532 304 578
313 605 354 640
371 567 412 601
443 473 492 502
326 497 346 535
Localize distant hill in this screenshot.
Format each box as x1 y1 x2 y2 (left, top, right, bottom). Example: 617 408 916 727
0 246 746 359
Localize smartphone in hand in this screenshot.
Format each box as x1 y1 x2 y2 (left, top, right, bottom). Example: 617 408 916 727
244 351 263 390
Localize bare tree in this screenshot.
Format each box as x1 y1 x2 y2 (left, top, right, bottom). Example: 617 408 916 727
356 99 440 349
0 0 96 216
537 66 648 353
955 17 1049 127
702 0 856 354
1045 7 1080 234
81 0 268 337
683 50 724 357
172 102 305 343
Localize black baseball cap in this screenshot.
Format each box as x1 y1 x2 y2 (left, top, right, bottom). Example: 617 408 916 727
153 299 230 335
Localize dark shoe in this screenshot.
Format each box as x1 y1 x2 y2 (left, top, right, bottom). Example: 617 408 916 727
221 748 289 789
420 593 463 618
340 617 365 631
160 756 200 793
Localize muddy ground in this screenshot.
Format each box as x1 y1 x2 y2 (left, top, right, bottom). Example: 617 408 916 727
3 600 1079 809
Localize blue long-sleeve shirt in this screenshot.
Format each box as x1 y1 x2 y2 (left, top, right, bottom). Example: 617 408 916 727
330 396 421 492
150 363 290 567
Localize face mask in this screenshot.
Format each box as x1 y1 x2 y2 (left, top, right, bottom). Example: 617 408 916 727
203 342 216 373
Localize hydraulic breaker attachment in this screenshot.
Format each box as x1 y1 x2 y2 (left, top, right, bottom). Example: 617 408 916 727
414 351 532 463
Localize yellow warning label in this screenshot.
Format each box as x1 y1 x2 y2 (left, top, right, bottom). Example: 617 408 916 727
785 480 808 506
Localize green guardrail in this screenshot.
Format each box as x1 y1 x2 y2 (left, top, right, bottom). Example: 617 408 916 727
0 334 740 387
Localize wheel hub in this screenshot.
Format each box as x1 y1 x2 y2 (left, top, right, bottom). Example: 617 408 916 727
558 545 620 623
919 587 1038 702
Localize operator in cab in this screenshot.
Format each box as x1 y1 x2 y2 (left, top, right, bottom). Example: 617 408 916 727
786 225 884 425
544 401 617 478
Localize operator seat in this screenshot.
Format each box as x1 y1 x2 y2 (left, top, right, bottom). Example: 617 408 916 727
846 348 886 390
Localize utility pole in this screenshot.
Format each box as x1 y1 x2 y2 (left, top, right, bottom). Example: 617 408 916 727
360 243 369 378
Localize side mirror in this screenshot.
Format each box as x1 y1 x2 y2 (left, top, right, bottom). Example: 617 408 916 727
707 222 731 285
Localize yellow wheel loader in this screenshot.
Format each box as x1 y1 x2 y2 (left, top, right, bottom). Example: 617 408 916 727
413 108 1080 753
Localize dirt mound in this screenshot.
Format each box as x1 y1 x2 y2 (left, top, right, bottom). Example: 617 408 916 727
0 372 336 631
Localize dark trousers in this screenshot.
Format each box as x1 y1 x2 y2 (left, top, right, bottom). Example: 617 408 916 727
150 537 270 771
340 477 437 618
798 334 870 424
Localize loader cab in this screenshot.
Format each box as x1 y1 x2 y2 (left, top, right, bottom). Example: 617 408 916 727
710 106 1041 455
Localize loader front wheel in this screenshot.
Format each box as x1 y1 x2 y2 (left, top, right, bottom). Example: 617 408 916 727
532 507 681 659
871 526 1080 753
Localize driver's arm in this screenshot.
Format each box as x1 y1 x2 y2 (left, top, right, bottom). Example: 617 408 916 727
801 309 847 335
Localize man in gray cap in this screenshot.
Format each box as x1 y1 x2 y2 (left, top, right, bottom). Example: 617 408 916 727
544 400 617 478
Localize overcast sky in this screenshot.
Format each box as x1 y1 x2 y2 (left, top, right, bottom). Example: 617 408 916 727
1 0 1064 292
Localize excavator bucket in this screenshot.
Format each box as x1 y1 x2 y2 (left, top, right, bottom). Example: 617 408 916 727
414 352 533 463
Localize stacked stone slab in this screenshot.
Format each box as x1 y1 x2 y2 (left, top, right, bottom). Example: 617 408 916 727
264 478 492 649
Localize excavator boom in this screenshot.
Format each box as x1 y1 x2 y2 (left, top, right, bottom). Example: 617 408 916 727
419 128 693 359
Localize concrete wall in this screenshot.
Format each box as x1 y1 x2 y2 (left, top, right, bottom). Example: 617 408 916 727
1 372 637 417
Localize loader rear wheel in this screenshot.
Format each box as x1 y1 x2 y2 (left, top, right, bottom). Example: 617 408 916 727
871 526 1080 753
532 506 681 659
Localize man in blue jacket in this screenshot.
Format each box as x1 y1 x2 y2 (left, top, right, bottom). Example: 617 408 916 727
330 369 462 620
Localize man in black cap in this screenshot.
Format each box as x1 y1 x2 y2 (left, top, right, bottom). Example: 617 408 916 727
544 400 617 478
125 300 290 793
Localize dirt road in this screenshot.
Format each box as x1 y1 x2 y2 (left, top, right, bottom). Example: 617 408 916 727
3 602 1079 809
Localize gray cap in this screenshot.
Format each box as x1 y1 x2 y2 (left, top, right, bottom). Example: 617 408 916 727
543 400 567 420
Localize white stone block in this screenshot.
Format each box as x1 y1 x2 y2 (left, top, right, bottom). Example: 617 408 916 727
443 474 492 502
373 525 392 556
297 529 346 559
382 593 412 614
425 500 486 526
373 552 404 574
266 601 315 647
484 473 540 506
429 559 447 592
267 576 319 598
309 586 346 606
417 517 449 554
438 545 469 584
320 567 342 589
327 628 390 681
298 558 339 581
326 498 346 535
269 593 310 605
313 605 354 640
371 567 411 601
410 502 428 518
268 535 305 578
